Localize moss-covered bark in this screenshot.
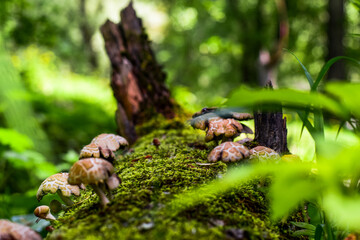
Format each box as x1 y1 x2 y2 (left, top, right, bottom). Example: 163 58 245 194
46 116 301 240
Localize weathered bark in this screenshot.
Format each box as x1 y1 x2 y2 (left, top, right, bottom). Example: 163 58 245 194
100 2 176 144
326 0 346 81
254 82 289 154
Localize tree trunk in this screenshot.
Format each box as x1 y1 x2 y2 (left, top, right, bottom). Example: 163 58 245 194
254 82 289 154
100 2 176 144
326 0 346 81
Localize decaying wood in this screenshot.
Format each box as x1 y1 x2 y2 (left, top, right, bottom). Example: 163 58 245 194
254 82 289 154
100 2 176 144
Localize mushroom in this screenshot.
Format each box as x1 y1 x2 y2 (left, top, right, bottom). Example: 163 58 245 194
36 172 81 206
208 142 250 162
205 118 253 142
34 205 56 222
0 219 42 240
79 143 104 159
91 133 129 160
191 109 253 143
249 146 280 163
68 158 118 207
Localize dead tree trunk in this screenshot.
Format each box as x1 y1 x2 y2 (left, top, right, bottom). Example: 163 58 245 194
254 82 289 154
100 2 176 144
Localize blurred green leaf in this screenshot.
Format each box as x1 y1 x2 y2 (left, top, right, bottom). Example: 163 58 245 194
227 87 348 119
325 82 360 119
0 128 33 152
270 165 318 220
292 229 315 237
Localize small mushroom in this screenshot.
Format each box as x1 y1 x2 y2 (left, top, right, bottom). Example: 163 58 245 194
36 173 81 206
249 146 280 163
68 158 118 207
34 205 56 222
208 142 250 162
91 133 129 160
152 138 161 149
0 219 42 240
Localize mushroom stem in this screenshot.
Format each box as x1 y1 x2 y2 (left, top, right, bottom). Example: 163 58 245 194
91 184 110 207
57 190 74 206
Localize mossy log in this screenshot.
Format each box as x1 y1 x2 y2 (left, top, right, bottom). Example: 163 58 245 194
46 117 301 240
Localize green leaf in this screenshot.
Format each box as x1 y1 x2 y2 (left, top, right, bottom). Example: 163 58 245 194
284 49 314 87
270 164 318 220
292 229 315 237
326 83 360 119
312 56 360 91
227 87 348 119
315 224 324 240
291 221 316 230
308 202 322 226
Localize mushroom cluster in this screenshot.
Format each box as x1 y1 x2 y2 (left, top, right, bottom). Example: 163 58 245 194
68 133 127 207
207 143 282 163
191 108 253 143
33 133 128 226
0 219 42 240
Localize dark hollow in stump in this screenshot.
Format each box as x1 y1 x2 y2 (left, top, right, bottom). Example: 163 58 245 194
100 2 176 144
254 82 289 154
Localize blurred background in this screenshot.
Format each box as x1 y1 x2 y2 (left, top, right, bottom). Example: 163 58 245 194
0 0 359 227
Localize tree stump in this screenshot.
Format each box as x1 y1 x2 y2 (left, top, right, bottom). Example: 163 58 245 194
254 82 289 154
100 2 176 144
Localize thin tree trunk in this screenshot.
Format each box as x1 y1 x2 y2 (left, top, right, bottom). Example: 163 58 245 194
100 2 176 144
326 0 346 81
79 0 97 68
254 82 289 154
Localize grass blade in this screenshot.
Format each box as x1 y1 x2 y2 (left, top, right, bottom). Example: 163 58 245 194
312 56 360 91
284 48 314 87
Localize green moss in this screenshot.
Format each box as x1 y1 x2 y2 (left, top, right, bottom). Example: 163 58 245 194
46 118 300 240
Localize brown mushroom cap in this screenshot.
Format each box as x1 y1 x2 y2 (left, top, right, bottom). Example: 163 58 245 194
91 133 129 152
249 146 280 162
36 173 81 201
205 118 252 142
79 143 101 159
34 206 56 221
208 142 250 162
68 158 114 185
0 220 41 240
